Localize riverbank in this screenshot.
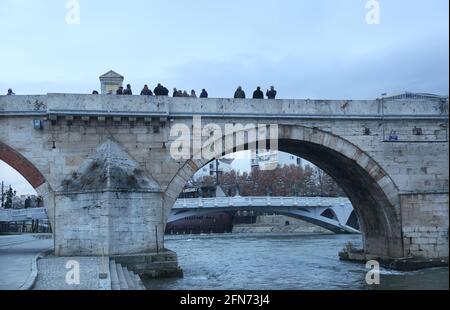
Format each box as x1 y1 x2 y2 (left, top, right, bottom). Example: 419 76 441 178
339 249 449 271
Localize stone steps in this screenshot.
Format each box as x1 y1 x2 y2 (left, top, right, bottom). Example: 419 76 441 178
109 260 146 290
109 260 120 290
122 266 135 290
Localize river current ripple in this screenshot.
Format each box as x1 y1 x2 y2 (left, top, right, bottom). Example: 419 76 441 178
145 233 449 290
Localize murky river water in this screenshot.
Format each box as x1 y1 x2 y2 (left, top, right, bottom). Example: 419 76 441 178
145 233 448 290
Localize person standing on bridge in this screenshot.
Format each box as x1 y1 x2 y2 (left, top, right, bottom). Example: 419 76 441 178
200 89 208 98
190 90 197 98
123 84 133 95
116 86 124 95
140 84 153 96
253 87 264 99
234 86 246 99
266 86 277 99
173 88 180 97
154 83 169 96
6 88 15 95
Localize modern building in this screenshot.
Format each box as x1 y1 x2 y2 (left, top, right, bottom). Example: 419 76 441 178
251 150 302 170
195 158 235 180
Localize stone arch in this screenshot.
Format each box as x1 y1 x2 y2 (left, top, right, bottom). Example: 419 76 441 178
165 124 403 259
0 141 55 229
0 141 46 189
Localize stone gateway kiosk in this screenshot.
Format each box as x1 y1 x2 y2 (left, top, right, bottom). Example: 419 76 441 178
0 89 448 274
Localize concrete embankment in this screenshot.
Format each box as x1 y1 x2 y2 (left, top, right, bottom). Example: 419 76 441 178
0 234 53 290
233 215 331 234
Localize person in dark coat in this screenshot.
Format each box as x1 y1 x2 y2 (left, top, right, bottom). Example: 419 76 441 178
123 84 133 95
154 83 169 96
234 86 246 99
253 87 264 99
140 85 153 96
266 86 277 99
200 89 208 98
116 86 124 95
7 88 15 95
173 88 179 97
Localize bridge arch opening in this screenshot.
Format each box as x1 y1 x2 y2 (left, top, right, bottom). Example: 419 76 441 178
320 209 338 221
278 137 403 258
0 142 46 190
0 142 53 231
0 160 37 196
166 125 403 259
168 153 358 234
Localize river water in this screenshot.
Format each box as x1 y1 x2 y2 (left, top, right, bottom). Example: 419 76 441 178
145 233 448 290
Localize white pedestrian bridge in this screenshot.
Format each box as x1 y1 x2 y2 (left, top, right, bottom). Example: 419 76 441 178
171 196 359 234
0 196 360 234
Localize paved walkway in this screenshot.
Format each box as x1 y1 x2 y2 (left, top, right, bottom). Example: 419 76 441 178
34 256 108 290
0 235 53 290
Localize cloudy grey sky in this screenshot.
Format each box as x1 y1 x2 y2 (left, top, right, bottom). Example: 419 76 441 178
0 0 448 194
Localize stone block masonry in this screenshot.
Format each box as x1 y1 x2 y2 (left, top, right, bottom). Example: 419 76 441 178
401 193 449 259
54 140 165 256
0 94 448 268
54 191 164 256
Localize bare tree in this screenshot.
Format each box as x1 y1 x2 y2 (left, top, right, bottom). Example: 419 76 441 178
193 164 345 198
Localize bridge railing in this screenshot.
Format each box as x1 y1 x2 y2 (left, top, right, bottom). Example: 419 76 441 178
1 94 447 120
174 196 351 210
0 208 48 222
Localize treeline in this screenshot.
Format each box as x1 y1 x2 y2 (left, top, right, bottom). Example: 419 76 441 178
195 165 346 197
1 182 16 209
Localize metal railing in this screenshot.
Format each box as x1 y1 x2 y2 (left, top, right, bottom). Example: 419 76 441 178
173 196 351 210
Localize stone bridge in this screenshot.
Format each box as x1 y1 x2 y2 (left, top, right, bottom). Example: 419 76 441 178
0 93 448 272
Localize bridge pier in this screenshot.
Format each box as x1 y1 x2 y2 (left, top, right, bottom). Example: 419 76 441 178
52 140 182 277
400 192 449 259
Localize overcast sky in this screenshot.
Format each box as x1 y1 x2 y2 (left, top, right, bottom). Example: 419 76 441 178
0 0 448 194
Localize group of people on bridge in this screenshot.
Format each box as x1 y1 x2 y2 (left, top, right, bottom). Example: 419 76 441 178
5 84 278 99
234 86 277 99
96 84 278 100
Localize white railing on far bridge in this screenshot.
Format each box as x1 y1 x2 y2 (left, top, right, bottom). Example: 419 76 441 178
173 196 351 210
